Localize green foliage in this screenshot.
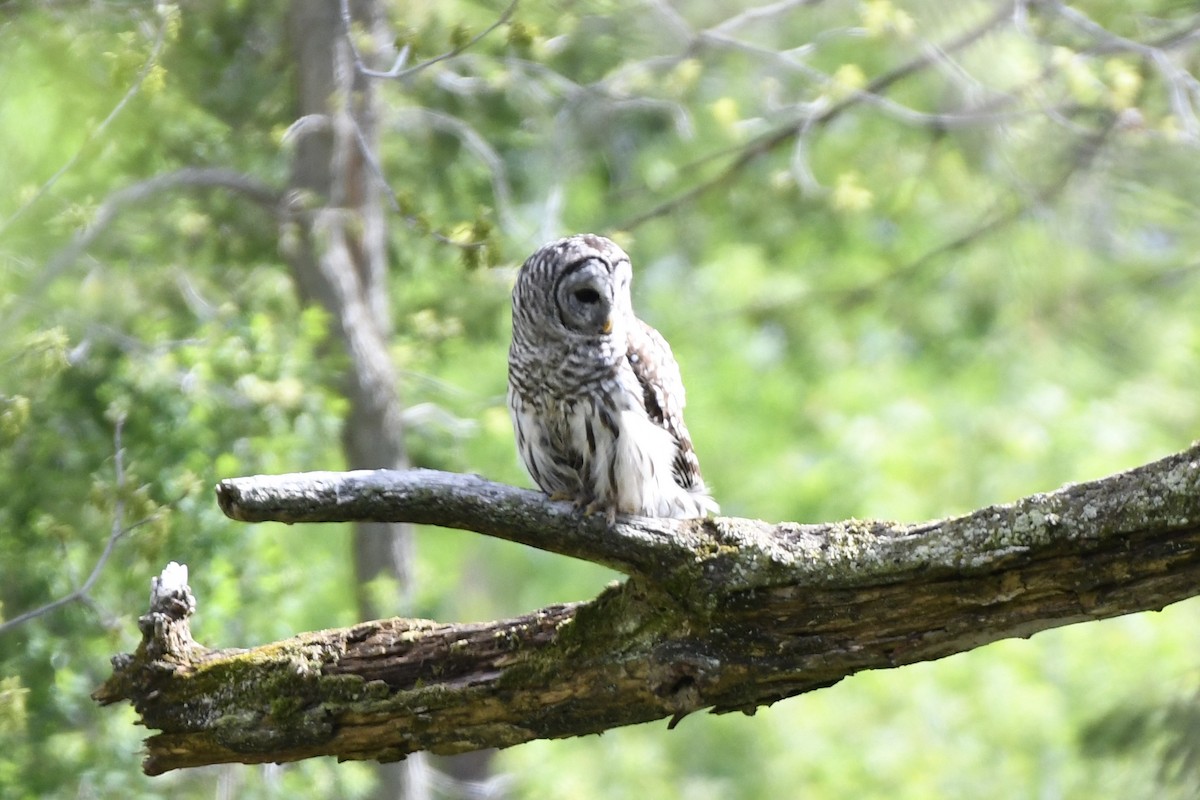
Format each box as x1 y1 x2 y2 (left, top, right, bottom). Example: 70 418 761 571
2 0 1200 797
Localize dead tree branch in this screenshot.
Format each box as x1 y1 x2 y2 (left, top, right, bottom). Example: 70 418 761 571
95 444 1200 775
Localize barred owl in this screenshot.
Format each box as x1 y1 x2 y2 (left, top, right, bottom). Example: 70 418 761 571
507 234 718 522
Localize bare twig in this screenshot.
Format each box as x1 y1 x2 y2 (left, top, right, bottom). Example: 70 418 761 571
339 0 411 78
346 115 400 213
345 110 492 250
713 113 1123 320
0 416 148 635
619 1 1019 229
284 36 494 252
615 1 1199 229
2 169 281 331
392 107 517 229
50 168 279 271
0 15 168 238
875 112 1118 292
340 0 517 80
1039 1 1200 140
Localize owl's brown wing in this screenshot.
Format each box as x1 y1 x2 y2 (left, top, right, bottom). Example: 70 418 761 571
626 318 706 491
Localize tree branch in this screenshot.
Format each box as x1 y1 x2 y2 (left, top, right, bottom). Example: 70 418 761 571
339 0 518 80
616 3 1200 230
620 1 1019 229
833 107 1119 309
4 169 282 332
94 444 1200 774
46 169 283 276
217 468 698 579
0 415 132 635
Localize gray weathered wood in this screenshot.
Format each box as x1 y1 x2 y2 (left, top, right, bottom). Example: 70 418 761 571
95 445 1200 774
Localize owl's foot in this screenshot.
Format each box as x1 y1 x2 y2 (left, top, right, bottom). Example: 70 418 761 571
547 490 609 523
582 499 618 525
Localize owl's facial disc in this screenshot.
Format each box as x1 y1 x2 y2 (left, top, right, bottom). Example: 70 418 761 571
555 259 615 336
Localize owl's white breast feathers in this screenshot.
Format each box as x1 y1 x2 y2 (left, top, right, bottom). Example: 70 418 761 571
597 406 719 519
510 388 717 520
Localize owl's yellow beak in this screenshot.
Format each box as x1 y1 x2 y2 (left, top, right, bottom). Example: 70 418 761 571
602 317 613 334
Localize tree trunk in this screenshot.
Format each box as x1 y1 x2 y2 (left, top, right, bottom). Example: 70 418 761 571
282 4 497 795
286 0 412 608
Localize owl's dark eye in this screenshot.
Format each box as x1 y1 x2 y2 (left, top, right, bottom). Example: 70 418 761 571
573 288 601 304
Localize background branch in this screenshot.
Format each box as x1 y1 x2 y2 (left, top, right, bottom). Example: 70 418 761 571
0 416 136 635
340 0 517 80
619 1 1018 229
3 169 282 332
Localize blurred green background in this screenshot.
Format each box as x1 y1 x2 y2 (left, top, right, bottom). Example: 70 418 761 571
2 0 1199 797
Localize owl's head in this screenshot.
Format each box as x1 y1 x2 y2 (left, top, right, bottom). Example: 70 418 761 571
513 234 633 342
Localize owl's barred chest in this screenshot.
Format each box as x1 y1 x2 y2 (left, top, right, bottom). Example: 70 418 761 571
508 380 712 519
509 336 637 402
510 371 639 445
509 347 632 441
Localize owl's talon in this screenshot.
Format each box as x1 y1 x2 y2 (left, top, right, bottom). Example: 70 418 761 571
582 499 618 525
547 490 575 504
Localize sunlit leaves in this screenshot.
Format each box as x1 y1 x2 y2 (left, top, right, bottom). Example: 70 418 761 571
156 2 182 41
665 58 703 98
1104 58 1144 111
506 19 537 53
708 96 741 135
831 170 874 212
1054 46 1107 105
828 63 868 100
860 0 915 39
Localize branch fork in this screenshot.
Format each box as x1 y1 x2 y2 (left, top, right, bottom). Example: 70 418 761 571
95 445 1200 774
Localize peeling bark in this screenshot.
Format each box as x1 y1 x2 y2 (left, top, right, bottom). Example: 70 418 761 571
95 445 1200 774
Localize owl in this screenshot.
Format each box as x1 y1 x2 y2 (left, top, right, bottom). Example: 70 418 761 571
507 234 718 522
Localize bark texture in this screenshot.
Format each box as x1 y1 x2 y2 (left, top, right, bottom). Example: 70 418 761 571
94 445 1200 774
